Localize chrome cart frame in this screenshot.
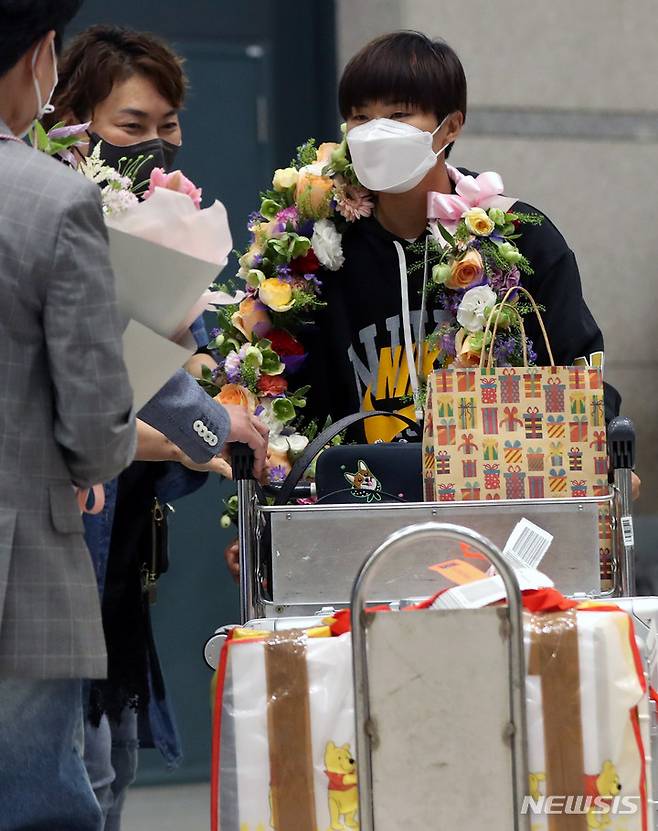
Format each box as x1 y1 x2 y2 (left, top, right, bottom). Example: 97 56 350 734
351 522 529 831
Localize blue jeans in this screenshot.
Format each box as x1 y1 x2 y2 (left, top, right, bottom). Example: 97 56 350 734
84 709 139 831
0 679 101 831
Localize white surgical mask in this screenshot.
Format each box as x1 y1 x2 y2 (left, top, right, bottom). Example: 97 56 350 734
347 115 450 194
20 38 58 139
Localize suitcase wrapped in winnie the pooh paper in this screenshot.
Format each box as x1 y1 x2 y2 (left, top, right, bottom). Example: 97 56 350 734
210 593 654 831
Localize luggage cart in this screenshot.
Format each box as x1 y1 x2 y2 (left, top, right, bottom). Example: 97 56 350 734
205 416 636 659
207 417 656 831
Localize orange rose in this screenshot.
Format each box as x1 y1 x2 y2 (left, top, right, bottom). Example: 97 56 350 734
232 297 272 340
454 329 482 367
295 171 334 219
446 249 484 290
316 142 340 165
215 384 257 412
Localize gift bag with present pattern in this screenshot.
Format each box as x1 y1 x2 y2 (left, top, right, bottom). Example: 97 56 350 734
423 287 612 581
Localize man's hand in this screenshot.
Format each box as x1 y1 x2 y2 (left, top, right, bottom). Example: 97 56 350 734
224 538 240 582
179 453 232 478
632 472 641 502
223 405 269 478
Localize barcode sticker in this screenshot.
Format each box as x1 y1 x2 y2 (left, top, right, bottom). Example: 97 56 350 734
621 515 635 549
503 518 554 570
432 568 554 610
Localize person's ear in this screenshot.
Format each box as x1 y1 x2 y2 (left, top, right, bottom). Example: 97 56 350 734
31 30 56 88
444 111 464 145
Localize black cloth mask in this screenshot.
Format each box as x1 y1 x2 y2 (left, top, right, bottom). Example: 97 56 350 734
88 132 181 186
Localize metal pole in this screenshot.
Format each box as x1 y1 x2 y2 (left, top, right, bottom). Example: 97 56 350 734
350 522 528 831
231 443 263 624
608 417 637 598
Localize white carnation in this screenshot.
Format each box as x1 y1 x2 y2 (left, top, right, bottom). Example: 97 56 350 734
311 219 345 271
457 285 497 333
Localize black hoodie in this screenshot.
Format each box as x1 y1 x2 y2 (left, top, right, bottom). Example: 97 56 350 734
299 170 619 441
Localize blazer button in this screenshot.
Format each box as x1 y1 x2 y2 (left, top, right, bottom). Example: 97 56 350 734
193 420 204 434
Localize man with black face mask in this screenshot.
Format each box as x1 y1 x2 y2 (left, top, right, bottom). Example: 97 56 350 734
0 2 137 828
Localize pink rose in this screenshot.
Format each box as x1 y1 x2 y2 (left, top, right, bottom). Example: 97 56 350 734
144 168 203 209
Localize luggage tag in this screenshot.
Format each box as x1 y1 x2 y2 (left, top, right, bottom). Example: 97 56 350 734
428 559 488 585
491 518 554 573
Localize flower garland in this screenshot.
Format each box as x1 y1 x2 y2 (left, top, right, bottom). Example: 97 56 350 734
201 130 372 478
204 133 542 489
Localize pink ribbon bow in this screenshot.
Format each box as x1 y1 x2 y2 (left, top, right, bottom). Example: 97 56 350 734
427 168 505 224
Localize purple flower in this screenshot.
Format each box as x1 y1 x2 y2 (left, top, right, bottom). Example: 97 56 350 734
224 351 242 384
252 253 263 267
297 219 314 238
47 121 91 140
304 273 322 291
490 266 521 296
282 353 307 375
268 465 288 485
526 338 537 365
276 264 293 282
494 335 516 367
440 331 457 357
209 327 220 338
247 211 263 229
255 405 265 418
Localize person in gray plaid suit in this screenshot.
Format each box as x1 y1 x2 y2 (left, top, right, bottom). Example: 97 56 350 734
0 1 137 827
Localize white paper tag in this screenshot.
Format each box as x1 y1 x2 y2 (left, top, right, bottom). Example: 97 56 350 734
621 515 635 549
432 568 554 610
502 518 554 570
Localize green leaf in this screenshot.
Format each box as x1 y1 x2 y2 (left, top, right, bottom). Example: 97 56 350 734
435 221 455 246
201 364 214 382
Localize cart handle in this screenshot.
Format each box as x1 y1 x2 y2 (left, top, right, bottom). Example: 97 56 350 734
351 522 529 831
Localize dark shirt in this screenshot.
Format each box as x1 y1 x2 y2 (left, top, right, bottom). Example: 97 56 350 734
299 169 619 441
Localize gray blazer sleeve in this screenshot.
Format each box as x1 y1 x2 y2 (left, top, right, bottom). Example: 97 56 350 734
138 368 231 463
44 182 136 486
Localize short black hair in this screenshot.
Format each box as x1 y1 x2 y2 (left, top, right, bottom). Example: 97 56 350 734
0 0 83 77
339 31 467 156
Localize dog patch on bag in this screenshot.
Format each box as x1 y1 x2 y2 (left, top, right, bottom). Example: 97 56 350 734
344 460 382 503
324 741 358 830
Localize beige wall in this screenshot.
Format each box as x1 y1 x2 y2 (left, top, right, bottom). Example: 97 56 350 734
337 0 658 515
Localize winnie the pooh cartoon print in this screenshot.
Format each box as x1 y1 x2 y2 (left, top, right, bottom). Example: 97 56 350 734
324 740 359 830
584 760 622 830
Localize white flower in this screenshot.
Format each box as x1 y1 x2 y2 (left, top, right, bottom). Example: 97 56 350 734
287 434 309 460
78 142 116 185
311 219 345 271
298 162 324 178
255 399 285 438
456 285 498 333
268 435 290 454
100 186 139 217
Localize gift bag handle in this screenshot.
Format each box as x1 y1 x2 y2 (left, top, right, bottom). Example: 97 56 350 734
480 285 555 369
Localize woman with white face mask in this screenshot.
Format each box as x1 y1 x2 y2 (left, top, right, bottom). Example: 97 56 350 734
297 30 624 456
